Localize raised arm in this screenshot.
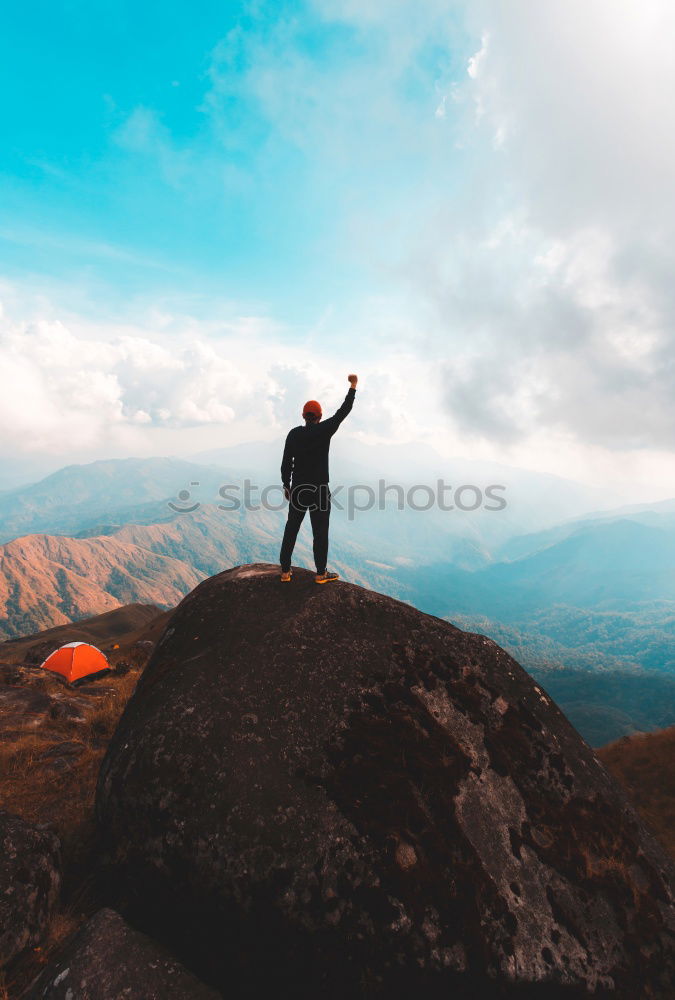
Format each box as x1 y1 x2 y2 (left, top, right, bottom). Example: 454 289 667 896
322 374 358 435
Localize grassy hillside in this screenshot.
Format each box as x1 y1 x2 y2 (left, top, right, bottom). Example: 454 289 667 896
0 532 202 640
0 602 169 665
598 727 675 860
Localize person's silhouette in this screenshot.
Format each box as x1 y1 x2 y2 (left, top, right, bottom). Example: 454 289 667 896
279 374 358 583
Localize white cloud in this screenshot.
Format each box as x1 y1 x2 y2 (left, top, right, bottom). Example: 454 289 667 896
423 0 675 454
242 0 674 464
0 284 428 464
461 0 675 230
305 0 675 463
0 293 266 455
2 277 675 500
466 32 488 80
3 1 675 501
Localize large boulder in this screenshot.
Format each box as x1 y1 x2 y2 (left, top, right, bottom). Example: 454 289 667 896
0 810 60 969
96 564 675 998
22 908 220 998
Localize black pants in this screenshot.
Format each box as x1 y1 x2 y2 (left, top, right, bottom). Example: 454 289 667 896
280 484 331 574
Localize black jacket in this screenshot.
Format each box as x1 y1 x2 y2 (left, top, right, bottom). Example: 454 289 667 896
281 387 356 488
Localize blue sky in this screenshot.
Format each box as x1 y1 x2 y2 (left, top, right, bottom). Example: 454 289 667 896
0 1 472 322
1 0 675 500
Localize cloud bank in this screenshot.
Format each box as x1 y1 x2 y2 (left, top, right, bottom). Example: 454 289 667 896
2 1 675 499
434 0 675 452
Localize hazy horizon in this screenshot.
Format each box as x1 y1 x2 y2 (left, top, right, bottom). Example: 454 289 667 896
1 435 672 513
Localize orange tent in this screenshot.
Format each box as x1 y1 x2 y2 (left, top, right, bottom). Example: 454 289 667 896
39 642 110 684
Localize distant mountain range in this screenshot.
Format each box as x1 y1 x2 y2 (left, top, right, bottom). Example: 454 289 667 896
397 514 675 670
0 454 673 747
0 529 200 641
0 443 622 546
0 502 397 642
0 457 223 542
403 515 675 619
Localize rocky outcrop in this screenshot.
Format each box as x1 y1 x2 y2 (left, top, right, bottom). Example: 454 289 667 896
22 908 220 999
96 564 675 998
0 664 113 736
0 810 61 969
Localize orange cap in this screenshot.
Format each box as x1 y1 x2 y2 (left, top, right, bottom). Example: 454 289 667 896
302 400 322 419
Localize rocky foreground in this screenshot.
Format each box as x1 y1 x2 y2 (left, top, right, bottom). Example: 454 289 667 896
91 564 675 999
0 606 168 997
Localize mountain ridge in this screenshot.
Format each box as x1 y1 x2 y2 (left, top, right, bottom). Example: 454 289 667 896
0 505 388 642
0 530 200 641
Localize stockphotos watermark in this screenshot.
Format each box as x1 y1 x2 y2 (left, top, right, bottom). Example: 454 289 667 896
168 480 507 519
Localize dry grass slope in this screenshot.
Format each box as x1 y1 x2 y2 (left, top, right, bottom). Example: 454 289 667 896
0 601 159 656
0 667 141 998
0 602 171 665
0 530 201 640
597 725 675 860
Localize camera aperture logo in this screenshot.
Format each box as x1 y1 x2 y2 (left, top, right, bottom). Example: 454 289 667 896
167 481 202 512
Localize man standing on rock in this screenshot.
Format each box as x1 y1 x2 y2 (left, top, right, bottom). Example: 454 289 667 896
279 374 358 584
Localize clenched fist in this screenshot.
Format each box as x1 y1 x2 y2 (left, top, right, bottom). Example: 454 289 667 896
348 374 358 387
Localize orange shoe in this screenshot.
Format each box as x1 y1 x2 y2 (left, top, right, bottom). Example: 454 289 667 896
280 570 293 583
315 571 339 584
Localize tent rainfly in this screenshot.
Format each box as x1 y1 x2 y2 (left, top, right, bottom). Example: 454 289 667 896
39 641 110 684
